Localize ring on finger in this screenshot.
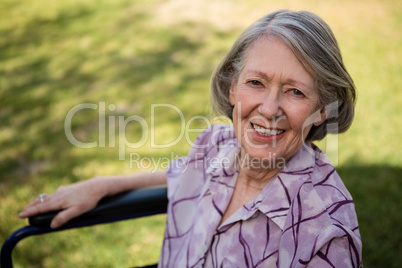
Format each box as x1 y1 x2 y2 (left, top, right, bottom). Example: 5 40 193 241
39 193 47 204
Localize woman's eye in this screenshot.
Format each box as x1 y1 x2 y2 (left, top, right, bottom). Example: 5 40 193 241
248 80 262 86
290 89 304 96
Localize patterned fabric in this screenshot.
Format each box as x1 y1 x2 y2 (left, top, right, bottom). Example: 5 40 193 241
159 124 362 267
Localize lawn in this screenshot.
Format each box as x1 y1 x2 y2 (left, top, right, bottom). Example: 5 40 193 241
1 0 401 267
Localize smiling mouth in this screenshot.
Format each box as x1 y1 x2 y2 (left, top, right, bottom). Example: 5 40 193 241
251 123 285 137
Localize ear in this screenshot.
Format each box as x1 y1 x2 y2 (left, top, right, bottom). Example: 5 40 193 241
229 83 236 106
313 107 327 126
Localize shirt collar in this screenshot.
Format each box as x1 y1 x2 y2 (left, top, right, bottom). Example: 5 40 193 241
209 142 317 230
256 143 317 230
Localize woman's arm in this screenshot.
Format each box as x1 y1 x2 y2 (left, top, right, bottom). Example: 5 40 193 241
19 171 167 229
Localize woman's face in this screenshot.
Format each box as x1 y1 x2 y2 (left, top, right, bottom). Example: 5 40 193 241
230 37 325 169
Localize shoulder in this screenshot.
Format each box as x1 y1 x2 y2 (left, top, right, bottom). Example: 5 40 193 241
279 145 362 266
306 146 362 264
298 145 360 230
188 124 237 157
309 146 356 220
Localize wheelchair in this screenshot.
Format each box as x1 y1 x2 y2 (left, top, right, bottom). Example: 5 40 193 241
1 186 168 268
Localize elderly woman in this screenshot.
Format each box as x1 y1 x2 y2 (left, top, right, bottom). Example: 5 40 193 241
20 10 362 267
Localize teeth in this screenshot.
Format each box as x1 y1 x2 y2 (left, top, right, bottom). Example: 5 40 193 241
252 124 284 136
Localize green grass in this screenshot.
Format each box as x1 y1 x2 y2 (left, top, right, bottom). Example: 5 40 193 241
1 0 401 267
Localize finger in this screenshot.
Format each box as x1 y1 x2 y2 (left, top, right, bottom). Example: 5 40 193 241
22 197 44 210
50 205 89 229
19 198 61 218
20 193 52 213
19 202 40 218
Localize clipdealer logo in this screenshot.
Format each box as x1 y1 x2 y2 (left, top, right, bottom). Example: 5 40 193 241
64 101 340 166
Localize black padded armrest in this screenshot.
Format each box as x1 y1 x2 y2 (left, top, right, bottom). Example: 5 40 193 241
28 186 168 229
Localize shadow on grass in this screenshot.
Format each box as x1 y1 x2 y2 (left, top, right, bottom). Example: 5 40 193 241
0 4 206 181
0 6 101 180
337 164 402 268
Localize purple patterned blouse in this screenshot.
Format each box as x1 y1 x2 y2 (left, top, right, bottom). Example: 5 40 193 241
159 124 362 267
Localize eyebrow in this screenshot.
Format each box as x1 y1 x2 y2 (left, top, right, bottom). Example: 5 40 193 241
246 69 312 90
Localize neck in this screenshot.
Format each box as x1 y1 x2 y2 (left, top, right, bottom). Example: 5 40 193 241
238 166 280 191
236 153 283 191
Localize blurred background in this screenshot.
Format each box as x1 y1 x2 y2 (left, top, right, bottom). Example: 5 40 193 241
1 0 401 267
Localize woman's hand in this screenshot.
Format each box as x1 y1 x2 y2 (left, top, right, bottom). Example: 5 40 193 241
18 171 167 228
19 178 108 229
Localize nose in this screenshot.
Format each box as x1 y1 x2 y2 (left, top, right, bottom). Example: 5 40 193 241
258 90 284 119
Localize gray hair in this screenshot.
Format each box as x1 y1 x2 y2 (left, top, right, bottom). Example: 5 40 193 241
210 9 356 141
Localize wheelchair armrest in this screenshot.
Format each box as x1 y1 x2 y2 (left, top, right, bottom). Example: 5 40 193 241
29 186 168 229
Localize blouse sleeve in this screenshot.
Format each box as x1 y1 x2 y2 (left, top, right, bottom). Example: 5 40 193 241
306 226 362 268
